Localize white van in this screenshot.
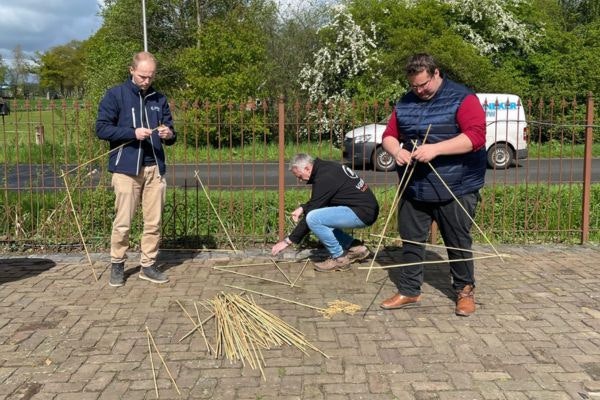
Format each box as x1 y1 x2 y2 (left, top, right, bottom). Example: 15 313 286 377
343 93 528 170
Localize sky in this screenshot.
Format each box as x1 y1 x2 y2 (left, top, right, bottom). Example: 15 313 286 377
0 0 104 64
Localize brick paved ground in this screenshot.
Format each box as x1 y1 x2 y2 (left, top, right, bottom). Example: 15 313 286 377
1 244 600 400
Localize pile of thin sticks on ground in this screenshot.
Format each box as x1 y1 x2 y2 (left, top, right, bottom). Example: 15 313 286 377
182 292 327 379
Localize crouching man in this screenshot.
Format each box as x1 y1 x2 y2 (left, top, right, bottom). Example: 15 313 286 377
271 153 379 272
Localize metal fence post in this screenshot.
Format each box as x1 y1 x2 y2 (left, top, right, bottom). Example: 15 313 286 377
278 96 286 240
581 92 594 244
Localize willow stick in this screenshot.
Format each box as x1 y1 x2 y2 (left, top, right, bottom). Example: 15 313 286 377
358 254 501 269
369 234 512 258
426 162 503 261
59 140 134 178
145 326 182 395
61 171 98 282
195 301 213 354
176 300 196 325
270 258 292 285
212 260 296 269
291 259 309 288
225 284 325 312
147 331 159 399
366 125 431 282
213 266 300 287
166 247 236 253
427 163 504 262
179 313 215 342
193 171 237 253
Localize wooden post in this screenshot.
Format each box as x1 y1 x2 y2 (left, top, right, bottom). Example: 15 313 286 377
35 124 44 145
581 92 594 244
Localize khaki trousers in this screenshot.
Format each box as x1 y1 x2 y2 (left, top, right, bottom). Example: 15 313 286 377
110 166 166 267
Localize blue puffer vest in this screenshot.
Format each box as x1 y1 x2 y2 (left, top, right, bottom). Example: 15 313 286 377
394 78 486 202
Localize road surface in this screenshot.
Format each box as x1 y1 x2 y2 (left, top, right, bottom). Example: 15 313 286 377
1 158 599 190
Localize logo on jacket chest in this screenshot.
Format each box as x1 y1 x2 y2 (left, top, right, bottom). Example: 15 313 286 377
342 165 368 191
150 106 160 112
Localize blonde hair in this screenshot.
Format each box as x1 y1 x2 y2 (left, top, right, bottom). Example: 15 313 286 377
131 51 157 69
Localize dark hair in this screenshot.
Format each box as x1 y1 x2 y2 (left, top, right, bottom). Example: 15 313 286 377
404 53 438 77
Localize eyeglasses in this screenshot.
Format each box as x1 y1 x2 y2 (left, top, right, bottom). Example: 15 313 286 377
410 76 433 90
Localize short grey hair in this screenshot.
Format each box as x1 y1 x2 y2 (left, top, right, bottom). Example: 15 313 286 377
289 153 314 171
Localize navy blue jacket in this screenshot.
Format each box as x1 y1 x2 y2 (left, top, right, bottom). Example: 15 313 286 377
394 79 486 201
96 78 176 176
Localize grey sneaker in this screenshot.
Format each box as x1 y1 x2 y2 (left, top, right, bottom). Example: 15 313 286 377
347 245 370 261
109 262 125 287
314 255 352 272
139 264 169 284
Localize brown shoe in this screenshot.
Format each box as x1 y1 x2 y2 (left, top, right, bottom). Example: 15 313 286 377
347 245 370 261
455 285 475 316
314 255 352 272
380 293 422 310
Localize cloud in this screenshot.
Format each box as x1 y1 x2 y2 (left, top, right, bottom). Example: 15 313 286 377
0 0 103 63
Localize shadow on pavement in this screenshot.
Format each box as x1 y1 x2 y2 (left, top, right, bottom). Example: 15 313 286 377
0 258 57 284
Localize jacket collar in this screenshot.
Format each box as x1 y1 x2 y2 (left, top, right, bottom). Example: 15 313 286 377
126 77 155 97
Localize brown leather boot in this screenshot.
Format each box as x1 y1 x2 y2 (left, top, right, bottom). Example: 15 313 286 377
380 293 421 310
455 285 475 316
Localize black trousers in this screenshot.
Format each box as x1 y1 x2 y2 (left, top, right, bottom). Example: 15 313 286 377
388 192 480 297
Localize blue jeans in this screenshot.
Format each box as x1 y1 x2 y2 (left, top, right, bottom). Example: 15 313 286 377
305 206 366 258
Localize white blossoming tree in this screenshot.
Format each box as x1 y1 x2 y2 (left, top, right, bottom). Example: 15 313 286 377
298 5 377 104
297 5 378 142
441 0 541 55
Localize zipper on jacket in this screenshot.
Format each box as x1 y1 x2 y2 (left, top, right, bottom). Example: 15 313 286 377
143 91 162 178
132 106 142 176
144 105 162 178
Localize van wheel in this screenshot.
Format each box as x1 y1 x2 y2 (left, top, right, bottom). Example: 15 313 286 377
372 146 395 172
487 143 514 169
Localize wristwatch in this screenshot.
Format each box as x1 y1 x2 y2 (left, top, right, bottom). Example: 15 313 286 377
283 237 292 245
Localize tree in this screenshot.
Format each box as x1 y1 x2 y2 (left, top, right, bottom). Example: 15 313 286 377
38 41 85 97
173 0 277 101
298 4 377 103
441 0 541 57
262 4 326 100
6 45 30 97
0 54 8 84
83 0 267 102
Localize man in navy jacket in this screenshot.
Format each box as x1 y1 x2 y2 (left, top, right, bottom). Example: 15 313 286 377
96 51 176 287
271 153 379 272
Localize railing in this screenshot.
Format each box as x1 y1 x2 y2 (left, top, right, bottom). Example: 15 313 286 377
0 95 597 251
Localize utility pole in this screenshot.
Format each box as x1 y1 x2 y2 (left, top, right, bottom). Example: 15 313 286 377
142 0 148 51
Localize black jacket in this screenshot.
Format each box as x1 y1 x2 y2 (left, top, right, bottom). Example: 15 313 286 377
288 159 379 243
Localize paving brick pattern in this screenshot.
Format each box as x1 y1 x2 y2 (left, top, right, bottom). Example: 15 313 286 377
1 244 599 399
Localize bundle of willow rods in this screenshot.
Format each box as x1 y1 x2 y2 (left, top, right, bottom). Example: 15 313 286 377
205 292 325 378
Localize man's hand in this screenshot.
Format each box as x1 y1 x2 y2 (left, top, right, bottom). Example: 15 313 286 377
157 124 173 140
135 127 153 140
271 240 289 256
394 148 412 166
411 143 440 163
291 206 303 223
